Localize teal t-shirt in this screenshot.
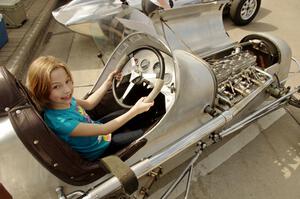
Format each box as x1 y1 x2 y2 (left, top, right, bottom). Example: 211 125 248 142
44 98 111 161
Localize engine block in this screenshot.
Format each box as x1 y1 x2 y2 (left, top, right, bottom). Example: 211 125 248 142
206 48 271 109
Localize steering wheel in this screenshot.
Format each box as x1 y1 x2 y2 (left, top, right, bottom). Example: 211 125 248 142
112 46 165 108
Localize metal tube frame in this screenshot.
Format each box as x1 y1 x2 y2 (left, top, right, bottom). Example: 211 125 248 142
160 142 205 199
220 88 299 137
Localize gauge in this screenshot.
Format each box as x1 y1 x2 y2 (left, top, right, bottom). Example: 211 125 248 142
140 59 150 71
164 73 172 85
153 62 161 77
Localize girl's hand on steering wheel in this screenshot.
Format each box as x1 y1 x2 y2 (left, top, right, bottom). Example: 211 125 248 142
104 70 122 89
131 97 154 115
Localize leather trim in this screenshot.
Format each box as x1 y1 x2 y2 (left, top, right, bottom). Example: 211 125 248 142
0 66 27 117
101 155 138 194
0 183 12 199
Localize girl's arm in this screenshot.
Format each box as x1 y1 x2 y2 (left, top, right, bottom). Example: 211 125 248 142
70 97 153 137
77 71 120 110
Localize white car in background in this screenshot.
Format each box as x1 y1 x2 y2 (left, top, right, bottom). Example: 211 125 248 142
225 0 261 25
145 0 261 25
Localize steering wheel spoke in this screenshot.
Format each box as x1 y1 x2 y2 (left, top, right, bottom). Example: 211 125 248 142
130 70 141 82
121 81 135 102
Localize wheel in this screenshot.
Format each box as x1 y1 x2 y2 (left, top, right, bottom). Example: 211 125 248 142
230 0 261 26
241 34 279 66
112 46 165 108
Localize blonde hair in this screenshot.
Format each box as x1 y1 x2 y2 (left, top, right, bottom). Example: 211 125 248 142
26 56 73 110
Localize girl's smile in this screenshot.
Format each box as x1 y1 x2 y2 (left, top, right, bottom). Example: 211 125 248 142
61 94 72 101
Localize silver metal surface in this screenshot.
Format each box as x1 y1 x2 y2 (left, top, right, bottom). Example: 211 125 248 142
127 45 217 164
0 117 59 198
52 0 234 58
151 1 234 56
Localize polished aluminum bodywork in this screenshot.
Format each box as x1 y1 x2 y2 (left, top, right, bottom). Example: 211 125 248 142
52 0 233 58
0 0 295 199
0 117 60 198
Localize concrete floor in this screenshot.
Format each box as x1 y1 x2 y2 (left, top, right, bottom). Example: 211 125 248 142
0 0 46 66
29 0 300 198
189 108 300 199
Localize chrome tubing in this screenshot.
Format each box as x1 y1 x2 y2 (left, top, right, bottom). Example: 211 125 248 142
220 88 300 137
161 148 202 199
56 187 67 199
56 187 85 199
292 57 300 72
66 190 85 199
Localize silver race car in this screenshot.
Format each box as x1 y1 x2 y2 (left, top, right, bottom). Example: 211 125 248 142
0 0 298 199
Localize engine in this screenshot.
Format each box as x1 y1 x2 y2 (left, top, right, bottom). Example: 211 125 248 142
205 47 272 110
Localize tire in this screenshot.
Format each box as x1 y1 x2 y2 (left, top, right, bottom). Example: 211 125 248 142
230 0 261 26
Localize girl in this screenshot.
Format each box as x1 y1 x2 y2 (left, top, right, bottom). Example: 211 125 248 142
26 56 154 161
